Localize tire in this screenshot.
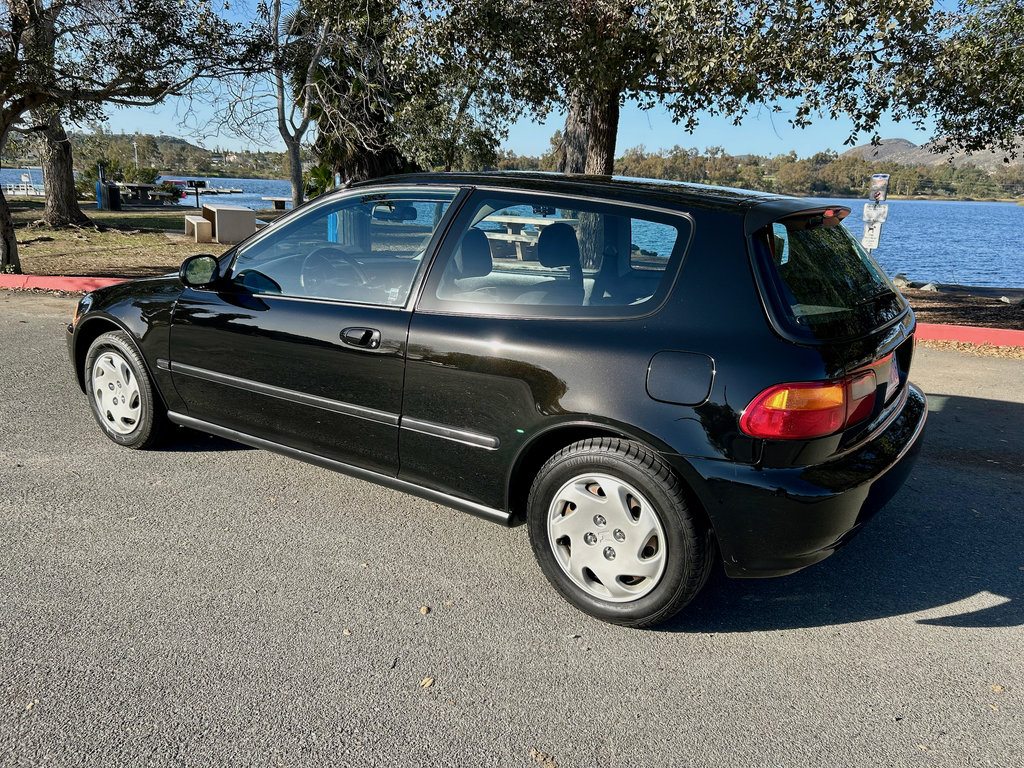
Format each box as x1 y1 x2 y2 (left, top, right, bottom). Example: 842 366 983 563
84 330 166 449
527 438 712 627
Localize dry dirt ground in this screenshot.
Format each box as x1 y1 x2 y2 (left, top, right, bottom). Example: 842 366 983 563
901 287 1024 331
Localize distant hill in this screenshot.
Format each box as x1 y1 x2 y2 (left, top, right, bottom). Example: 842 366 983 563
842 137 1024 171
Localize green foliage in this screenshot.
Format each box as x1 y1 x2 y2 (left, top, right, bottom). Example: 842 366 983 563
156 181 183 198
80 157 125 184
394 1 551 172
495 143 1024 200
67 132 288 179
122 166 160 184
304 165 335 198
498 1 939 171
279 0 549 181
923 0 1024 156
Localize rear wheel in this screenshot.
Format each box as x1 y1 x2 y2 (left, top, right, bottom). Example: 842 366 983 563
84 331 166 449
527 438 712 627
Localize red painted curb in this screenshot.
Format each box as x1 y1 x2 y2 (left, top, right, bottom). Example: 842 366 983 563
0 275 127 292
917 322 1024 348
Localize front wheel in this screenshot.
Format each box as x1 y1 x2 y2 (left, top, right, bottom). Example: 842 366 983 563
84 331 166 449
527 438 712 627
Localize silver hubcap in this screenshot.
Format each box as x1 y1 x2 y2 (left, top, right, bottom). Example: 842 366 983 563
91 351 142 435
547 473 667 602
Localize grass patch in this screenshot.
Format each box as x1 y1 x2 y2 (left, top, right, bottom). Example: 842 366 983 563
10 199 287 278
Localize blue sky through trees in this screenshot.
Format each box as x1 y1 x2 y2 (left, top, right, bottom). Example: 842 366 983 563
104 96 936 159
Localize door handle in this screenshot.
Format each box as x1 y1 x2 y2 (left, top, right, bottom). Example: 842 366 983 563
340 327 381 349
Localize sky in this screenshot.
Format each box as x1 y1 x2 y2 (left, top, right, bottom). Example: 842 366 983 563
102 96 936 160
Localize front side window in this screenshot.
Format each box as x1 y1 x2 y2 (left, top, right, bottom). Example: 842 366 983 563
420 192 691 317
229 189 456 306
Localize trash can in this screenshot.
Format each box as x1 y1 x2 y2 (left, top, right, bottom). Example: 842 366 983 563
107 183 121 211
95 181 109 210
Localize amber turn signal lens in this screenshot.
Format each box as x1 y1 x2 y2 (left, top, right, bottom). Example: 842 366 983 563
740 373 877 440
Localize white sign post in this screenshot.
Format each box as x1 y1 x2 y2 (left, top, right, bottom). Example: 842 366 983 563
862 221 882 250
869 173 890 203
862 203 888 223
861 174 891 254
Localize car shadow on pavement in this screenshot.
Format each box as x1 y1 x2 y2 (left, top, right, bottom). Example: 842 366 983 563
665 392 1024 633
160 426 255 453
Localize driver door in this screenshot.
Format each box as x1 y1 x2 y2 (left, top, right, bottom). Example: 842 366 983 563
168 187 459 475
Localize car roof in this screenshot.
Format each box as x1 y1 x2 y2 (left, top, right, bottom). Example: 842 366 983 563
349 171 841 220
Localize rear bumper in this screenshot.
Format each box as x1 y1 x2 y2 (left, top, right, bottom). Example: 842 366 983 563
670 383 927 578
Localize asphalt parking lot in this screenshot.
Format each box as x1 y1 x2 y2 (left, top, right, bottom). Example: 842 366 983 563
1 290 1021 767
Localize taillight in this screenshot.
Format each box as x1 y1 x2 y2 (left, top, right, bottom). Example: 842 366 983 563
740 372 877 440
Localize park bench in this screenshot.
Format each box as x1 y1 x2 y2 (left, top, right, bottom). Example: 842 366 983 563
184 214 213 243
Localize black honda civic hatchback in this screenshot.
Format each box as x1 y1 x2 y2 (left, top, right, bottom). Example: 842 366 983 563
67 172 926 627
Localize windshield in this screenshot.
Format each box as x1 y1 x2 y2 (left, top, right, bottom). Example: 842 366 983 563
751 211 908 340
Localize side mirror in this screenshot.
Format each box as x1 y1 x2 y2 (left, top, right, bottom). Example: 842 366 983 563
180 254 219 288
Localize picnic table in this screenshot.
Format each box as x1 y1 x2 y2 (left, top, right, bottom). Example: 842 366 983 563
262 196 292 210
482 215 579 260
116 182 157 201
202 202 256 244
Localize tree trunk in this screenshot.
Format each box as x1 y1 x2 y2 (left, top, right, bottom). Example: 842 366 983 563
285 136 304 209
584 88 621 176
560 89 590 174
0 187 22 273
0 112 22 272
34 110 90 227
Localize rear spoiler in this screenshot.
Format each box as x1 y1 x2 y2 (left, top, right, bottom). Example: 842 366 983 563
743 201 851 237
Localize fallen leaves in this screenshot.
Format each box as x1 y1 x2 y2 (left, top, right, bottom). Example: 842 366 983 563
530 748 560 768
917 339 1024 359
419 677 434 689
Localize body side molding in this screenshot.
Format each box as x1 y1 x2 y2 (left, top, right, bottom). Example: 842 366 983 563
167 411 512 526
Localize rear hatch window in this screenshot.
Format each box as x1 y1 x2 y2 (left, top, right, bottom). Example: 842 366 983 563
750 209 909 341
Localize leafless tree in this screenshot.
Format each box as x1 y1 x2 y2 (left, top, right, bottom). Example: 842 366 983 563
212 0 330 208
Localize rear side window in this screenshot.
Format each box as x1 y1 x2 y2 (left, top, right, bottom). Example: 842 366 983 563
418 191 692 318
752 211 908 340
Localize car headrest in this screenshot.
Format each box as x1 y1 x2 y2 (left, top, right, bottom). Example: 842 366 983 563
453 229 492 278
537 223 580 268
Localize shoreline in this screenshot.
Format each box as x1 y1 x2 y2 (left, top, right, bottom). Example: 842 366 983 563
897 281 1024 300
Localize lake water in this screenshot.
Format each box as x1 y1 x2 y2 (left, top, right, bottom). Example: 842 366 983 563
812 197 1024 289
3 169 1022 288
160 175 294 214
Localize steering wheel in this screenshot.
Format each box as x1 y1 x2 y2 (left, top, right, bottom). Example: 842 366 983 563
300 247 369 291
